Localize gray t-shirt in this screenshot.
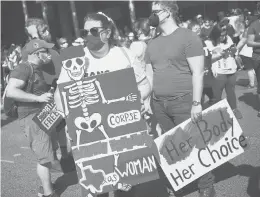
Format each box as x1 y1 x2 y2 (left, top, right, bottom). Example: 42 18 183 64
145 28 204 98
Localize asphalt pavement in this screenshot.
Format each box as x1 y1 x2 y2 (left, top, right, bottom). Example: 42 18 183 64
1 70 260 197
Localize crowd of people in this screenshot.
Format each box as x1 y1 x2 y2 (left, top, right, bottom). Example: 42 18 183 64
1 1 260 197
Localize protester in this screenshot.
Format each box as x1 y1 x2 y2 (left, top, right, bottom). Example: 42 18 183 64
128 32 135 42
23 18 72 196
247 1 260 117
206 24 243 119
54 11 152 197
57 37 69 51
219 17 236 42
23 18 61 84
201 17 214 40
5 39 59 197
189 21 214 108
146 1 216 197
196 14 204 27
25 18 52 42
236 15 255 88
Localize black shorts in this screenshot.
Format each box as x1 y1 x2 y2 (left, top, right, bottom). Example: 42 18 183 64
241 55 254 70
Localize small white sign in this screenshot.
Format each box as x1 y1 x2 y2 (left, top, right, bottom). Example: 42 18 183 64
155 99 248 191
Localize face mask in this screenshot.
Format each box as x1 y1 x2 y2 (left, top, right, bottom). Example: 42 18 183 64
149 11 170 27
37 52 51 64
149 13 160 27
86 34 105 51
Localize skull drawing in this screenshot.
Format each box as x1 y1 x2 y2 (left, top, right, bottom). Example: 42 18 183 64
59 45 88 81
62 56 86 81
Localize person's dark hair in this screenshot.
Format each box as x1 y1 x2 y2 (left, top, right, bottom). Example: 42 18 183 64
187 20 199 30
134 18 150 36
152 0 179 19
83 12 119 46
7 44 16 57
209 24 227 46
234 8 243 16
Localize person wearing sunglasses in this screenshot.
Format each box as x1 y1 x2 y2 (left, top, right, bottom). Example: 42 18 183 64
54 12 152 196
146 1 216 197
5 39 60 197
56 12 151 102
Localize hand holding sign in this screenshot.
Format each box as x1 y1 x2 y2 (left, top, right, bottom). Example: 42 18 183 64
191 104 202 123
37 92 53 103
117 183 132 192
156 99 248 191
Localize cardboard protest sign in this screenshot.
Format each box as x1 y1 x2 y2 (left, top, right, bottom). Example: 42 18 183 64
32 100 63 134
155 99 248 191
58 67 159 197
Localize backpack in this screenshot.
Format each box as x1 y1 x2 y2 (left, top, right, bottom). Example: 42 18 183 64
3 63 34 118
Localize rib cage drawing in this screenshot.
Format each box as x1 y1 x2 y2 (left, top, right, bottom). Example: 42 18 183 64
61 77 138 152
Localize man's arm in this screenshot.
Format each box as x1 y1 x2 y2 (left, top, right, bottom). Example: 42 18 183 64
6 78 43 102
247 34 260 48
247 23 260 47
236 30 248 53
187 55 204 103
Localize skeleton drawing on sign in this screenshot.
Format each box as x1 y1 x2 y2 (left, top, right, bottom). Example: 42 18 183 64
58 46 138 153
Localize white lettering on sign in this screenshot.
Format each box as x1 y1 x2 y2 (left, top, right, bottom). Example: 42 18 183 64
108 110 141 128
42 112 60 130
101 172 120 186
37 103 55 121
115 155 157 178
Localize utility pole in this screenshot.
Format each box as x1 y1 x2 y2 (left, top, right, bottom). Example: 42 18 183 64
70 1 80 38
128 0 136 30
40 1 49 26
21 0 28 22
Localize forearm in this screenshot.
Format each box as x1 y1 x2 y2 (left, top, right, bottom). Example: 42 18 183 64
6 88 39 102
247 40 260 48
192 72 204 102
138 79 152 101
211 53 222 63
236 38 247 53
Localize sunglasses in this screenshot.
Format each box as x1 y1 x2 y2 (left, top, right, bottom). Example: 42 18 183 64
151 9 165 15
81 27 105 37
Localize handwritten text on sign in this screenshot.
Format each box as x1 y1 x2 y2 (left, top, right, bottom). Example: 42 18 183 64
33 101 63 134
155 99 248 191
58 67 159 197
